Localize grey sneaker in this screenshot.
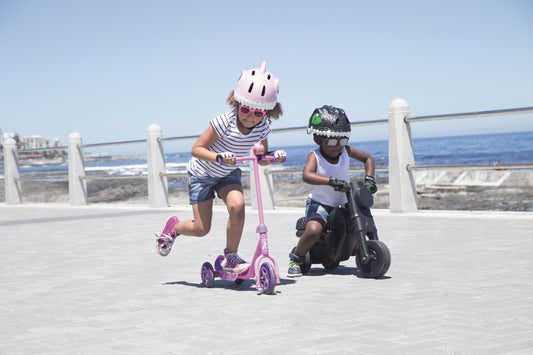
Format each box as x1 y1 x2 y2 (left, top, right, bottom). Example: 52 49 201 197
287 253 305 278
222 249 250 273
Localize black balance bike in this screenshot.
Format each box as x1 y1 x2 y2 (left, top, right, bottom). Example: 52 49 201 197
294 181 391 278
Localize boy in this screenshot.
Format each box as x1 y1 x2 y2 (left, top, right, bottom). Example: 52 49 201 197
288 105 377 277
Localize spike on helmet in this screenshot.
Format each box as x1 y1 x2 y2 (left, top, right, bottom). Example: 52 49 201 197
234 61 279 110
307 105 351 138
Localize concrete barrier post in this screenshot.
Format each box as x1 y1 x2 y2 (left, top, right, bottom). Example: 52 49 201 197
388 98 418 212
68 132 88 205
147 124 169 207
250 160 274 210
4 138 22 204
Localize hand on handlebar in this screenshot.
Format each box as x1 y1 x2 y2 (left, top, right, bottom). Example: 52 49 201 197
216 152 236 166
268 150 287 163
329 177 350 192
364 175 378 194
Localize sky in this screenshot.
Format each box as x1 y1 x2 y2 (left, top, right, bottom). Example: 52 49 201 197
1 0 532 155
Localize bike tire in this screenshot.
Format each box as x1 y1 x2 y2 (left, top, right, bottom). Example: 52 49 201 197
356 240 391 278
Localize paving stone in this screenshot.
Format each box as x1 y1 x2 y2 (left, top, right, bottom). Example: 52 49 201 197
1 204 532 354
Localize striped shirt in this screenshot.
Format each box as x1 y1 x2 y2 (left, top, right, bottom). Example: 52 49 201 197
187 110 271 178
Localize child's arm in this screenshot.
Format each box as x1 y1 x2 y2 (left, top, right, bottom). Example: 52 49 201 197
302 152 329 185
346 146 375 177
346 146 377 193
258 139 270 166
258 139 286 166
191 125 235 165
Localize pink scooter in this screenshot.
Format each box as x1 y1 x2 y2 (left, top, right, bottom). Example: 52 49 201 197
200 142 285 294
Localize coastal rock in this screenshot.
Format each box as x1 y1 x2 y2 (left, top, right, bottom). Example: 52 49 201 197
1 170 532 212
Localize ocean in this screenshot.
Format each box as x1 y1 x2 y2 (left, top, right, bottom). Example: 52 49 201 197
4 131 533 178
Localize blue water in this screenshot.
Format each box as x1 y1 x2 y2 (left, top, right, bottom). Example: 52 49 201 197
272 130 533 171
3 131 533 177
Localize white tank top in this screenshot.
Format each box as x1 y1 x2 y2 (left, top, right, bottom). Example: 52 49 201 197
309 147 349 207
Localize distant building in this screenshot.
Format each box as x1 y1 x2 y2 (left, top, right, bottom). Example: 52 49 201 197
1 132 62 150
19 135 62 150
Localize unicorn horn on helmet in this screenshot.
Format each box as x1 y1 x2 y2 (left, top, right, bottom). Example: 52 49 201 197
234 61 280 111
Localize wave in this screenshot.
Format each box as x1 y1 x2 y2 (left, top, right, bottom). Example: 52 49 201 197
85 162 189 176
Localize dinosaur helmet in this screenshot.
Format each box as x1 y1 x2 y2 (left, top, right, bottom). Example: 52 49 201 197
307 105 351 138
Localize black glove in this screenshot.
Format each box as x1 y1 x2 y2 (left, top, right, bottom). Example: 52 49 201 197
364 175 377 194
329 177 350 191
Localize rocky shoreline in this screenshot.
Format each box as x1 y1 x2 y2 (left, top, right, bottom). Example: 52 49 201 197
1 170 533 211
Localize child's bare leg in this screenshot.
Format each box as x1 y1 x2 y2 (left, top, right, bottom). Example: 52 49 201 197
175 199 213 237
294 219 324 256
219 184 245 252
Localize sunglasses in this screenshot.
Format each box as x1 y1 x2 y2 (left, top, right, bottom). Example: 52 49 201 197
239 104 267 119
322 137 349 147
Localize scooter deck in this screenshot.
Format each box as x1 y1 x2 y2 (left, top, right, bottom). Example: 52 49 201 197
212 254 280 286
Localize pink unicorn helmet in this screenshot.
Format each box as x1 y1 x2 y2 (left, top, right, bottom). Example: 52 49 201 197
234 61 280 111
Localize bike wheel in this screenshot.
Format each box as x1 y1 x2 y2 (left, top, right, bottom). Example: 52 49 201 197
356 240 391 278
322 260 340 270
201 262 215 288
259 262 276 294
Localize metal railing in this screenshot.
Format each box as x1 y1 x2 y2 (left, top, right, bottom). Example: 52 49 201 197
160 121 391 178
405 106 533 123
11 146 69 183
2 101 532 211
403 106 533 174
407 162 533 172
388 101 533 211
79 139 148 182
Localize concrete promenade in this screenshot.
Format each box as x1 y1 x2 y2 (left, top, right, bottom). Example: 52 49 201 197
1 203 532 354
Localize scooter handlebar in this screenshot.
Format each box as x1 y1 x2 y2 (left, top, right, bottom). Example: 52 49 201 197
217 152 285 165
235 154 276 163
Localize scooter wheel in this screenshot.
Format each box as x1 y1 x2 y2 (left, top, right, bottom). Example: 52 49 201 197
356 240 391 278
201 262 215 288
259 262 276 294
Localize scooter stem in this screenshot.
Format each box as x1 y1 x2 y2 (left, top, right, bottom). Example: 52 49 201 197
252 154 266 226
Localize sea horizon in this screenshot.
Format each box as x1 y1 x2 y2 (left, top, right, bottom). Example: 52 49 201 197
2 130 532 178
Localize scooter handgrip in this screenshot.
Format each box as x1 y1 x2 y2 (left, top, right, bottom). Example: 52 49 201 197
264 150 286 163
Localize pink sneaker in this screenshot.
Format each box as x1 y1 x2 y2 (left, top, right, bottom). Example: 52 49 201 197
222 248 250 273
155 216 179 256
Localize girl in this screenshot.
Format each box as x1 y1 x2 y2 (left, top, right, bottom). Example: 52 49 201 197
156 62 285 274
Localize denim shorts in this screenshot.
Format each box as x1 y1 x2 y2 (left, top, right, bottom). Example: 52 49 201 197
188 169 242 204
305 197 335 224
